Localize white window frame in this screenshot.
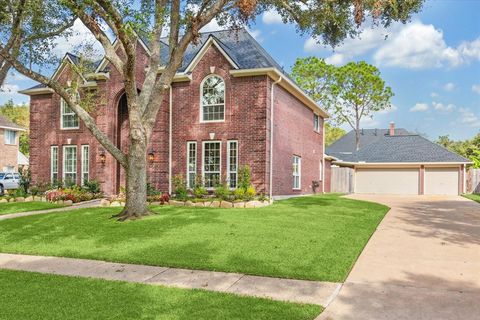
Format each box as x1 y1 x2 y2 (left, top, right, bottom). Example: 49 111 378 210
202 141 222 189
319 160 323 181
51 146 58 183
186 141 197 189
293 155 301 190
81 145 89 185
63 145 77 184
60 93 80 130
227 140 238 189
4 130 16 145
200 75 226 123
313 114 320 133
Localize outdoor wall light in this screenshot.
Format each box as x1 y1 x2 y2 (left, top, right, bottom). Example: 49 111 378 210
99 150 107 165
148 148 155 162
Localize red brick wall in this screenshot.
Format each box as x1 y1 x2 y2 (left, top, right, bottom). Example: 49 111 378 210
29 42 324 197
271 84 324 196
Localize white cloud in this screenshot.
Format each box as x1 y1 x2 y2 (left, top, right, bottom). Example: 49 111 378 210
247 28 262 42
459 108 480 127
443 82 455 92
472 84 480 94
52 19 104 58
373 22 468 69
378 104 398 114
0 83 19 94
359 117 380 128
410 103 429 112
305 25 393 63
430 92 439 98
262 9 283 25
432 101 455 112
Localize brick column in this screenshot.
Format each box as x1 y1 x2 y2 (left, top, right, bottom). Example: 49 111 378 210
419 165 425 195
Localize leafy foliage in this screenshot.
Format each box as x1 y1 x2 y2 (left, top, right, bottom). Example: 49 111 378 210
0 100 29 155
325 123 346 146
172 174 188 200
436 134 480 168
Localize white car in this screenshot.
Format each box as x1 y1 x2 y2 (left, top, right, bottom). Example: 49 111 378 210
0 172 20 195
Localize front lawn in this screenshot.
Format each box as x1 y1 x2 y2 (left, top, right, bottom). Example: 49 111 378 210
0 201 65 215
0 195 389 282
463 194 480 203
0 269 321 320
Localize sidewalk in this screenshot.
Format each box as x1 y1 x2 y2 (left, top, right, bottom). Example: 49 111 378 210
0 199 102 221
0 253 340 306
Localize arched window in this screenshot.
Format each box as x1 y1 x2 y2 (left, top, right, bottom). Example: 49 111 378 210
201 75 225 122
60 91 80 129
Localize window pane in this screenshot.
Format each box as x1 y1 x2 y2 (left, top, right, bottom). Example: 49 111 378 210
63 146 77 184
187 142 197 189
203 142 221 188
202 76 225 121
61 98 79 128
81 146 89 185
228 141 238 189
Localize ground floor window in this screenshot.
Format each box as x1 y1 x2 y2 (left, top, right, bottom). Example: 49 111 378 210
227 141 238 188
81 145 89 185
63 145 77 184
187 142 197 189
293 155 301 190
51 146 58 182
203 141 221 188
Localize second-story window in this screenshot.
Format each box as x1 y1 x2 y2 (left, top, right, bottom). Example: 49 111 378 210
313 114 320 132
201 75 225 122
4 130 16 145
61 93 80 129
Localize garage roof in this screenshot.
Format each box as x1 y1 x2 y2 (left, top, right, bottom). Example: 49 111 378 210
327 129 470 163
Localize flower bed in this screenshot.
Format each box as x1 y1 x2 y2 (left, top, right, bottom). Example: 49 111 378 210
100 198 272 209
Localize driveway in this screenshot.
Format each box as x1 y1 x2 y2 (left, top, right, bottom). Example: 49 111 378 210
318 195 480 320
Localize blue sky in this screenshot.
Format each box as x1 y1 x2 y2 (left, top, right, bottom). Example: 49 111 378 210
1 0 479 140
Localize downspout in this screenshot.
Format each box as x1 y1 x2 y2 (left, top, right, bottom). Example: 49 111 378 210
168 85 173 194
322 119 325 193
269 76 282 199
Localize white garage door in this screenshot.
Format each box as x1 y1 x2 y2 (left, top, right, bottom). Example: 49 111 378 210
356 168 419 195
425 168 459 195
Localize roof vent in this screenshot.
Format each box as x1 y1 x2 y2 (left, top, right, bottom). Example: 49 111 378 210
389 122 395 136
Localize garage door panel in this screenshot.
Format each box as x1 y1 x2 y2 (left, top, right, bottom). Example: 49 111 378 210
425 168 459 195
356 168 419 195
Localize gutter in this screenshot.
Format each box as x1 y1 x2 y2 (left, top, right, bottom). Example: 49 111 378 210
333 161 473 166
169 85 173 194
269 76 282 199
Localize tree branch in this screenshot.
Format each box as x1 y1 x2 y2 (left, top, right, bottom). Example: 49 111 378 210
0 45 127 167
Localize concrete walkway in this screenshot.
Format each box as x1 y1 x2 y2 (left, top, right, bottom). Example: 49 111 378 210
0 253 340 306
0 199 102 221
318 195 480 320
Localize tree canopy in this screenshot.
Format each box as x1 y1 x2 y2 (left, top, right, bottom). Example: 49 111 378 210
292 57 393 150
437 134 480 168
0 99 29 155
0 0 424 219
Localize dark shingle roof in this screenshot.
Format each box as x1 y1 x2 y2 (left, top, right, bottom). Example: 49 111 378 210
327 128 470 163
151 29 286 73
0 115 24 131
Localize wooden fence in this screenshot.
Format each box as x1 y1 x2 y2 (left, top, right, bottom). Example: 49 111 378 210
467 168 480 194
331 166 354 193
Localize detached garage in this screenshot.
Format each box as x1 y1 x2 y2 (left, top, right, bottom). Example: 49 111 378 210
326 124 470 196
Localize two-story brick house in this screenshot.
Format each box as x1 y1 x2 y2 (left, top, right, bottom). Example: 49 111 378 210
20 29 328 197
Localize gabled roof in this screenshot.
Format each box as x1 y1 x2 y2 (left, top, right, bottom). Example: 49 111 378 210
0 115 25 131
327 128 470 164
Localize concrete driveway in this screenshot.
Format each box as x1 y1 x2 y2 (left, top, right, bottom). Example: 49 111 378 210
318 195 480 320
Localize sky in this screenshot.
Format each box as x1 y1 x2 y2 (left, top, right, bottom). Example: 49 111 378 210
1 0 479 141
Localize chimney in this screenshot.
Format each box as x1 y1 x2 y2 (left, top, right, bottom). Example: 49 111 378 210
389 122 395 136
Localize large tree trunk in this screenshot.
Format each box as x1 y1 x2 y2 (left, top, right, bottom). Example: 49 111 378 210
113 138 150 221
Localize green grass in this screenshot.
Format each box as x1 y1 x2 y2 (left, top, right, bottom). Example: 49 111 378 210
0 201 65 215
0 195 389 282
0 269 321 320
462 194 480 203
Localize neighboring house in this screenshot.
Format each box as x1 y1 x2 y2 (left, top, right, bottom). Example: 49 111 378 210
20 29 328 197
0 115 25 172
325 123 471 195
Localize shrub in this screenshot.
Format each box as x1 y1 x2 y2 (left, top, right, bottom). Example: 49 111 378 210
173 174 188 200
193 186 208 198
258 193 268 202
238 165 252 190
214 182 231 201
19 167 31 194
146 183 161 196
160 192 170 204
245 185 256 201
233 188 245 200
83 180 101 194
